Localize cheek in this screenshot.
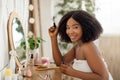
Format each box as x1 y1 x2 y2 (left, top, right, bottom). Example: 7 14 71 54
77 31 83 39
66 30 69 35
78 34 82 39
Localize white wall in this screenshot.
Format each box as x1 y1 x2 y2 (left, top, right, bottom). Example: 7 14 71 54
0 0 29 79
40 0 120 62
96 0 120 35
39 0 64 61
39 0 54 61
0 1 9 79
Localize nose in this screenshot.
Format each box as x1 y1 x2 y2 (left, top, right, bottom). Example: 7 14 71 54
67 28 74 34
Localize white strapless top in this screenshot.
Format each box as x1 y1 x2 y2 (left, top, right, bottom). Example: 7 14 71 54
71 59 113 80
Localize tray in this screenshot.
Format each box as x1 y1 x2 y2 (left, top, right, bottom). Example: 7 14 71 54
35 65 59 71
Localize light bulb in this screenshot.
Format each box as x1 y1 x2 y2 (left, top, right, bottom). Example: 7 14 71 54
29 4 34 11
29 18 35 24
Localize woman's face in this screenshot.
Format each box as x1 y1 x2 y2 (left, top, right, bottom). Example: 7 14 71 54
66 18 82 42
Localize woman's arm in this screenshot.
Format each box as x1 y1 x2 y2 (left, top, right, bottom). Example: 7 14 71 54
75 42 109 80
60 42 109 80
48 27 62 66
82 42 109 80
50 36 63 66
48 27 75 66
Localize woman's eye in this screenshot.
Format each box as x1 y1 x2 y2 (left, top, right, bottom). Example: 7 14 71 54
74 26 79 29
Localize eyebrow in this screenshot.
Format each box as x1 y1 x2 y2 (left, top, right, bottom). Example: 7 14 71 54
66 24 80 27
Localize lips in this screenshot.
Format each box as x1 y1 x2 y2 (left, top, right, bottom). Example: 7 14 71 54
70 36 75 39
69 36 77 41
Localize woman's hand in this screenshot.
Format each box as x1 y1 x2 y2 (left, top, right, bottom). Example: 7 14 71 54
60 64 75 76
48 26 58 38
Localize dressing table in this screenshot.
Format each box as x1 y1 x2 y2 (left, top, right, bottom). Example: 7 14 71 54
20 65 62 80
7 11 69 80
7 11 62 80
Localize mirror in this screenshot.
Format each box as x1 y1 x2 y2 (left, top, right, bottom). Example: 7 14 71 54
7 12 24 68
12 18 24 49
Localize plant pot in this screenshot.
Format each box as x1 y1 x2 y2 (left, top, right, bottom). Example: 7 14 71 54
27 49 40 66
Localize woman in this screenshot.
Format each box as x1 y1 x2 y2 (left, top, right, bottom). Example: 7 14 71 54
48 10 113 80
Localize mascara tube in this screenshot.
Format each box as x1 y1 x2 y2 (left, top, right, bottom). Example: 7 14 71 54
49 22 56 32
62 56 65 64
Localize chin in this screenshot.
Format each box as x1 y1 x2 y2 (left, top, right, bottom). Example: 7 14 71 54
71 39 77 42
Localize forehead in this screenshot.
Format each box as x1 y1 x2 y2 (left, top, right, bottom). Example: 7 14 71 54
67 18 79 25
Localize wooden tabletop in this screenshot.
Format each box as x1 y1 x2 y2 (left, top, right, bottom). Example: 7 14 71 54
23 64 63 80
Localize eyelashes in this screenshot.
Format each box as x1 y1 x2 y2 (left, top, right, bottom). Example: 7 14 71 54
66 25 79 30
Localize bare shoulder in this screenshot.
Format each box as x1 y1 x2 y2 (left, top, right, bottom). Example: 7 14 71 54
82 42 96 51
82 42 101 58
82 42 109 80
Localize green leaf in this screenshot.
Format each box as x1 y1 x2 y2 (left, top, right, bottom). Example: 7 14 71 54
20 41 26 47
28 38 34 43
36 44 39 49
23 45 26 50
30 44 35 50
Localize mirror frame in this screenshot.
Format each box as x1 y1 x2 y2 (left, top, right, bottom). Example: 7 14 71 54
8 12 23 51
7 12 24 68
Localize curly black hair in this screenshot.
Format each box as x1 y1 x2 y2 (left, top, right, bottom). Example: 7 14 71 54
58 10 103 43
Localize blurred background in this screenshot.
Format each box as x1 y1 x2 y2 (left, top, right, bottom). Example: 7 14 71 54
0 0 120 79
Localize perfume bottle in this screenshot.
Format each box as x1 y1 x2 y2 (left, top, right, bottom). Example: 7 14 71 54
21 65 26 77
26 67 32 77
21 65 32 78
34 53 39 66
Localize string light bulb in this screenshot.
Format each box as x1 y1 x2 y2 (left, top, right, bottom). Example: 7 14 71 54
29 4 34 11
29 17 35 24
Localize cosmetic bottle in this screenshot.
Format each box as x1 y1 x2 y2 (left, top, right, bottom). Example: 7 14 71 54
10 56 15 74
12 74 18 80
30 54 34 66
5 68 12 80
9 50 16 74
26 67 32 77
21 65 26 77
34 53 39 66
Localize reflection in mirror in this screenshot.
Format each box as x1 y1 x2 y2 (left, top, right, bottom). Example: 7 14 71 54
12 18 26 61
12 18 24 49
8 12 24 69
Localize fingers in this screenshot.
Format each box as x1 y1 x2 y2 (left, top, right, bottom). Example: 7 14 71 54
48 26 58 36
49 26 56 32
60 67 66 74
61 64 68 68
60 64 69 74
48 26 57 35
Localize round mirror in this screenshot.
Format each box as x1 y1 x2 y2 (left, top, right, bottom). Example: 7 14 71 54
7 12 25 68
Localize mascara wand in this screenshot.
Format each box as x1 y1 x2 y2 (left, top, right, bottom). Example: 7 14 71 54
49 16 56 32
53 16 56 27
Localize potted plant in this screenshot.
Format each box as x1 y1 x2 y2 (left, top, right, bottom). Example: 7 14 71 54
20 31 45 65
20 31 44 50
